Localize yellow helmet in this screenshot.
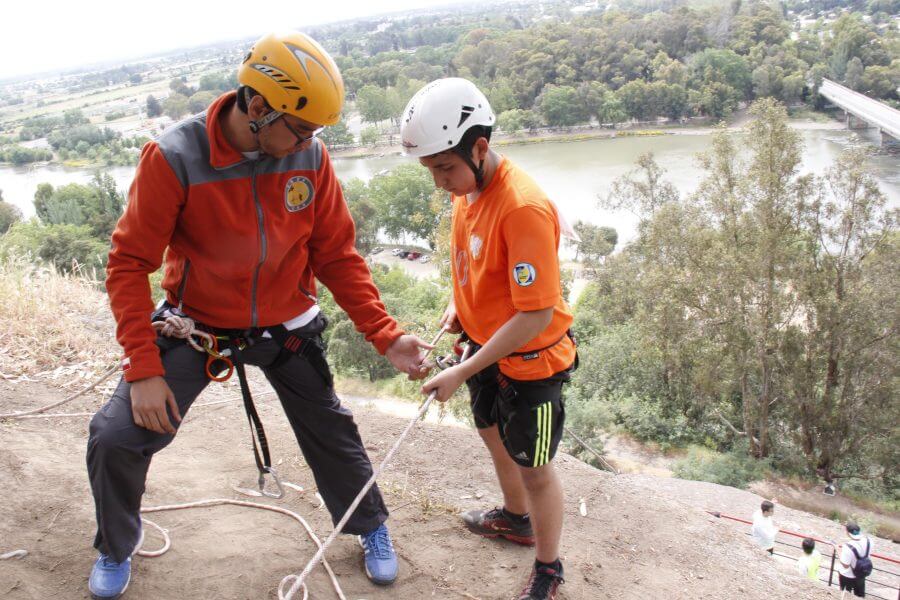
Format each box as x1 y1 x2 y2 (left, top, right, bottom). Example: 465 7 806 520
238 32 344 126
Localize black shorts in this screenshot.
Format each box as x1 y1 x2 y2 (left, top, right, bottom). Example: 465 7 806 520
839 574 865 597
466 362 570 468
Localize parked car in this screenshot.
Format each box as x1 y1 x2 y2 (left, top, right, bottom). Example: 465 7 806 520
398 250 410 259
371 247 384 254
419 255 430 263
407 251 421 260
391 248 402 256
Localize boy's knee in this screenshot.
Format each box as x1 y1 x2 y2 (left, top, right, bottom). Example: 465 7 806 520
518 463 555 490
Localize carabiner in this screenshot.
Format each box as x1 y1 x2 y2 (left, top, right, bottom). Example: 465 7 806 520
258 466 285 499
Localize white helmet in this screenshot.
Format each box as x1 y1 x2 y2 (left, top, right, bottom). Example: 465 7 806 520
400 78 495 158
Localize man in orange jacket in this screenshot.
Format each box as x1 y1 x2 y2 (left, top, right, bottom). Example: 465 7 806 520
87 32 429 599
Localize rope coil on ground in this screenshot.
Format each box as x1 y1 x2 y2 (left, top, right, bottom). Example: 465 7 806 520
138 496 345 600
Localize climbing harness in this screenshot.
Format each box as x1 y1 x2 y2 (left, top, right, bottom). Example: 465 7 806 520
150 304 337 500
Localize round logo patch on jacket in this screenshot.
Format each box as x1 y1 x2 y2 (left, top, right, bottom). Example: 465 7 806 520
285 176 315 212
513 262 536 286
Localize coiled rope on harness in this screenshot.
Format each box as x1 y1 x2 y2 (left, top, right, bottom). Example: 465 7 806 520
152 312 284 498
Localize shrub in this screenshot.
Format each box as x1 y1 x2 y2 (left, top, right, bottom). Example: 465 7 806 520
673 444 770 489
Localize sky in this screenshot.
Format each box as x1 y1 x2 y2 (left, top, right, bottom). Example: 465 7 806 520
0 0 479 80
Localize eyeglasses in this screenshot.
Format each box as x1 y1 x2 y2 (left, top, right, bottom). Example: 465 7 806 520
278 114 323 146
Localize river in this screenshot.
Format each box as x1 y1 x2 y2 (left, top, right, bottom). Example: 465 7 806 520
2 124 898 247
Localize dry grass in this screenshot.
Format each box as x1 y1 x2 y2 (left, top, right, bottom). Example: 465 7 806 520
0 257 118 384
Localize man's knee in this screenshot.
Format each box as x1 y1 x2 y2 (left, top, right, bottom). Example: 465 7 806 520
88 407 166 459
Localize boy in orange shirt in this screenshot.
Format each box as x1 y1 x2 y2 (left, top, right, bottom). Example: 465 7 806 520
400 78 577 600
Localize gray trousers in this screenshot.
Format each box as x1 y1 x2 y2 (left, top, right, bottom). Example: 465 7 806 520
87 326 388 563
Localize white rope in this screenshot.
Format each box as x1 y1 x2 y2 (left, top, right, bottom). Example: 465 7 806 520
280 390 437 600
0 550 27 560
5 325 451 599
1 391 277 421
151 315 212 353
279 326 449 600
0 363 119 420
138 497 345 600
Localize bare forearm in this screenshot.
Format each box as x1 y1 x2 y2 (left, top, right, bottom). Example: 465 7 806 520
458 308 552 379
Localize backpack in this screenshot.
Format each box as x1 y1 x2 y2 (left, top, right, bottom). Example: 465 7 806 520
850 539 873 578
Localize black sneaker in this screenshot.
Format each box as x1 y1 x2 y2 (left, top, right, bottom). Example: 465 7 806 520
516 562 564 600
461 507 535 546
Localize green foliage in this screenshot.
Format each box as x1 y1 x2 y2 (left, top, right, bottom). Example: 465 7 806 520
320 120 355 147
572 221 616 271
188 91 218 113
369 164 440 245
146 95 163 118
18 115 62 141
32 173 124 238
0 192 22 234
341 177 378 253
580 99 898 487
198 71 237 93
1 221 109 273
360 126 380 146
356 85 395 124
164 93 190 120
673 444 771 489
538 85 587 127
0 145 53 165
321 264 449 383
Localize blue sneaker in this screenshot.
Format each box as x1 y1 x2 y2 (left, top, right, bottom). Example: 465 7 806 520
358 523 398 585
88 554 131 599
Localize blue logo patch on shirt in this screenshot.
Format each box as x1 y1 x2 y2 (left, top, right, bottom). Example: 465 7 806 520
513 263 536 287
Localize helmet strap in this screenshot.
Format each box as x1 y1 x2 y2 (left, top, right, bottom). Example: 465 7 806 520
246 89 283 134
455 147 486 190
248 109 282 134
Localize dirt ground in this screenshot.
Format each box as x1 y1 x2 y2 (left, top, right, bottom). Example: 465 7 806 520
0 373 882 600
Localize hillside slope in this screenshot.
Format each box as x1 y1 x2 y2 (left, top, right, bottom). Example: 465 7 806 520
0 373 844 600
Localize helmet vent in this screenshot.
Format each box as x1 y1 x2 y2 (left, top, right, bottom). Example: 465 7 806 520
457 105 475 128
296 97 308 110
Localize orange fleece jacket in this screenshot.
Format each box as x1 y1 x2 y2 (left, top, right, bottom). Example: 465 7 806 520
107 92 402 381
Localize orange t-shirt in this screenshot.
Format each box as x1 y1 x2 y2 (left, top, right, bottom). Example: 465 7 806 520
450 157 576 380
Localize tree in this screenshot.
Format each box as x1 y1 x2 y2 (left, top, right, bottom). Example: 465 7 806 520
146 95 163 118
691 81 739 119
538 85 587 127
496 109 527 133
32 173 124 238
356 85 394 124
360 126 380 146
63 109 89 127
163 93 190 120
859 64 900 100
320 120 354 147
169 76 193 97
572 221 617 270
188 91 218 113
341 177 378 253
785 148 898 482
604 152 680 218
0 190 22 234
688 48 752 101
369 165 438 244
844 57 864 91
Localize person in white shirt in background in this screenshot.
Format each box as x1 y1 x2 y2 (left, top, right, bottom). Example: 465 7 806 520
838 521 873 598
797 537 822 581
751 500 778 555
